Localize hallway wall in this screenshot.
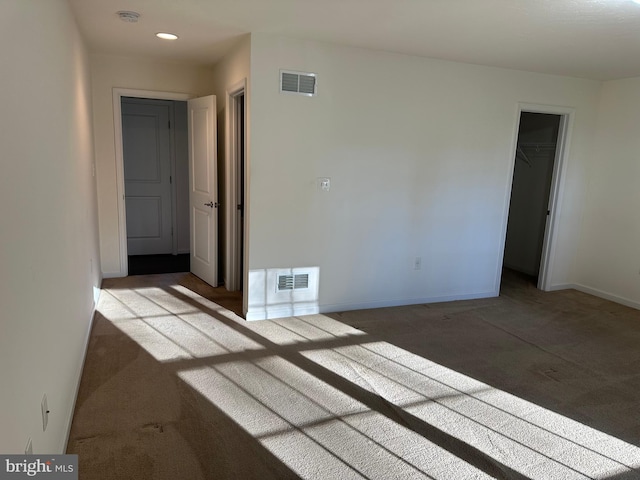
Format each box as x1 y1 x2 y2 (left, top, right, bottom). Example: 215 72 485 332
0 0 101 453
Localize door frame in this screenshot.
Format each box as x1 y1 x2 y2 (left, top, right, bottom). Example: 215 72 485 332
501 102 574 291
113 88 191 277
224 79 248 291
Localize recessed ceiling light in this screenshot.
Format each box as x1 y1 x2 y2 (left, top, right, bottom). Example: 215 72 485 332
156 32 179 40
117 11 140 23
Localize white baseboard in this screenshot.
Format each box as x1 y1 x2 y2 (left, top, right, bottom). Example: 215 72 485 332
246 291 496 321
318 291 496 315
247 283 640 320
246 292 496 321
246 304 320 321
568 283 640 311
102 270 126 279
546 283 574 292
62 288 101 453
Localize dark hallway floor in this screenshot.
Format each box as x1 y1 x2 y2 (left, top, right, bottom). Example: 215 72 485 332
128 254 190 276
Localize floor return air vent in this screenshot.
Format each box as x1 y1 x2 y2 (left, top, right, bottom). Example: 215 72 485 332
277 273 310 291
245 267 320 321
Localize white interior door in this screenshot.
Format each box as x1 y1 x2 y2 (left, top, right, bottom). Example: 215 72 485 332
122 99 173 255
188 95 218 286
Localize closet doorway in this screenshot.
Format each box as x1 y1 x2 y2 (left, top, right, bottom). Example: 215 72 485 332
503 106 572 290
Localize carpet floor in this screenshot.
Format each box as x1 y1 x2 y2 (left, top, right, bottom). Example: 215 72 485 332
67 271 640 479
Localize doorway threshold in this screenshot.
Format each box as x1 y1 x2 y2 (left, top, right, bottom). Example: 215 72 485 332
128 254 189 276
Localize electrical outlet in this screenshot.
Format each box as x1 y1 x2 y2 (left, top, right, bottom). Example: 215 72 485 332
25 438 33 455
414 257 422 270
41 394 49 432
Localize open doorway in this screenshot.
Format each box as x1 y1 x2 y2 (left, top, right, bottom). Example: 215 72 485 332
121 97 190 275
502 109 568 289
113 89 221 290
224 81 247 292
112 89 222 293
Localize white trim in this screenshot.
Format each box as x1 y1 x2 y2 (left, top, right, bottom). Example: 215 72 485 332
242 89 251 318
546 283 574 292
526 105 575 292
247 283 640 321
245 290 496 321
224 79 247 292
246 304 320 321
62 287 101 452
112 88 192 276
319 291 496 314
570 284 640 311
102 270 124 279
497 102 575 294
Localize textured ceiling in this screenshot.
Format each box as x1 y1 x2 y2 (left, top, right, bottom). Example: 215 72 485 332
69 0 640 80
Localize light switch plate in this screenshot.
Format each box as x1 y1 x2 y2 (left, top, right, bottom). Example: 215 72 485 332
317 177 331 192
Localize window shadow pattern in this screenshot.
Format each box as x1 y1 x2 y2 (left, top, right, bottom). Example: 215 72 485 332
81 277 640 480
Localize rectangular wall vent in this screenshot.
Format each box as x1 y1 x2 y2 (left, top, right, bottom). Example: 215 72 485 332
280 70 317 96
277 273 310 291
246 267 320 320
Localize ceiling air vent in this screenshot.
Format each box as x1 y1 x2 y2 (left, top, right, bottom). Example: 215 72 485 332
280 70 317 96
277 273 310 291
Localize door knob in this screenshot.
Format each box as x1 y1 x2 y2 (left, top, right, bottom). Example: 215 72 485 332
204 201 214 208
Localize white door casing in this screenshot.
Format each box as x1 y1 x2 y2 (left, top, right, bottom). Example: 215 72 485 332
112 89 191 278
498 102 574 293
224 79 247 292
188 95 218 286
122 99 173 255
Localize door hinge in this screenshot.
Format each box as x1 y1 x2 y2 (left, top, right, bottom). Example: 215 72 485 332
168 120 171 129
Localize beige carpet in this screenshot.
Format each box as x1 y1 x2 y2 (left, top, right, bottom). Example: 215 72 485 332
67 271 640 479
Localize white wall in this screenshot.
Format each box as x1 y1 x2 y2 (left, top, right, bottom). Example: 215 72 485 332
210 36 251 288
247 33 601 318
91 55 213 276
0 0 101 453
575 77 640 307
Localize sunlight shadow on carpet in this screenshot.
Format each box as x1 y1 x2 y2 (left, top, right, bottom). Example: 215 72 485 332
97 281 640 480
